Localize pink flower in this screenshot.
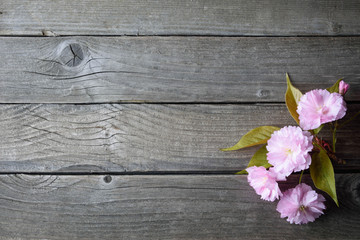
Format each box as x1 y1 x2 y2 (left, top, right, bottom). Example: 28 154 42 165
297 89 347 130
339 80 349 95
276 183 326 224
246 166 286 201
266 126 313 177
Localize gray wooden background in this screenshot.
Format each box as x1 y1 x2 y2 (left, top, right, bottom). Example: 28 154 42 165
0 1 360 239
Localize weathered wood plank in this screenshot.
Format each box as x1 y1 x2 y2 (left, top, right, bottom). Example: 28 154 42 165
1 0 360 36
1 104 359 173
0 174 358 239
1 37 359 103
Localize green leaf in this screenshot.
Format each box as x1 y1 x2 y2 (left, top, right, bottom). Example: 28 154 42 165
312 125 324 135
285 73 303 124
327 78 343 93
235 145 272 174
247 145 272 168
310 149 338 206
221 126 280 151
235 169 248 175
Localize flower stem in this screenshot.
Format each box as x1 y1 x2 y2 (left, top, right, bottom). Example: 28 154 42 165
332 122 337 153
299 170 304 184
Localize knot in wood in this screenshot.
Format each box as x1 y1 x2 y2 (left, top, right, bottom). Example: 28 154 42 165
103 175 112 183
59 43 85 67
256 89 270 98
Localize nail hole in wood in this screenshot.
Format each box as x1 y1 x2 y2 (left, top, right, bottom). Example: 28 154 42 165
103 175 112 183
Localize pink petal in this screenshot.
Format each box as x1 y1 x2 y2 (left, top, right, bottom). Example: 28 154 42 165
247 166 284 202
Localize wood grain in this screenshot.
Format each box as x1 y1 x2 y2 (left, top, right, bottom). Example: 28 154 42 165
1 0 360 36
1 1 359 238
0 36 360 103
1 104 359 173
0 174 358 239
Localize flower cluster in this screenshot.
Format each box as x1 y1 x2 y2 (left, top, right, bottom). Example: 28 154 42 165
222 76 354 224
248 125 325 224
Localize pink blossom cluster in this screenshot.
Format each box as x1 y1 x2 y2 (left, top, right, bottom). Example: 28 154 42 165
246 81 349 224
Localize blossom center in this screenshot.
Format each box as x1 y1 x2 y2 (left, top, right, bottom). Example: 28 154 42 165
285 148 293 156
299 205 306 211
317 105 329 115
260 176 268 185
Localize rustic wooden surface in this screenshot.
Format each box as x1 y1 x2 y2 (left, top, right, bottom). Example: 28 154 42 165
1 0 360 36
0 104 359 173
0 37 360 103
1 0 359 239
0 174 358 240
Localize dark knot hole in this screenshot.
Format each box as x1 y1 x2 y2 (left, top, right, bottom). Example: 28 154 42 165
103 175 112 183
59 43 84 67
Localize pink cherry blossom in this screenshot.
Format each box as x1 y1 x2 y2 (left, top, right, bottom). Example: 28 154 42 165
297 89 347 130
276 183 326 224
266 126 313 177
246 166 286 201
339 80 349 95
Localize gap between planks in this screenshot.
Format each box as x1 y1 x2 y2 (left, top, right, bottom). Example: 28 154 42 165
2 35 360 38
0 171 239 176
0 169 360 176
0 102 359 105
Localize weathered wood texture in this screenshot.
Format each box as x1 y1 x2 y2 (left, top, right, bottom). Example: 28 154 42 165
0 174 358 240
1 0 360 36
1 37 359 103
1 104 359 173
1 1 360 238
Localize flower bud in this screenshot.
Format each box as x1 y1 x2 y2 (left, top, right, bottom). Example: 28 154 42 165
339 80 349 95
